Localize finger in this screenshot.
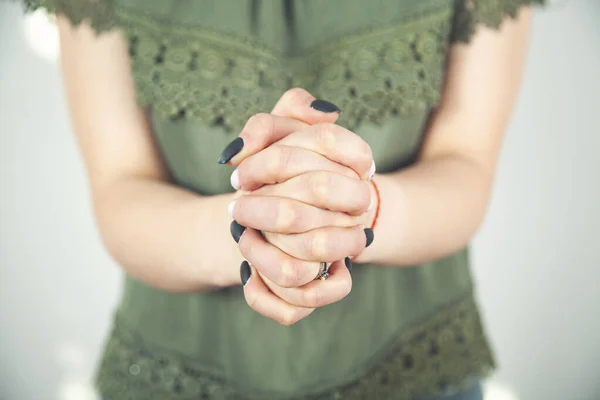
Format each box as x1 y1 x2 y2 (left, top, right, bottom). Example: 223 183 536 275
262 260 352 308
276 123 375 181
251 171 373 216
229 195 358 234
241 261 315 326
235 225 322 287
263 225 371 262
271 88 342 125
217 88 343 166
232 145 360 192
217 113 308 166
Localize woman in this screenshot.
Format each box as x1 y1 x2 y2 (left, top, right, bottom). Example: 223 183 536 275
21 0 542 398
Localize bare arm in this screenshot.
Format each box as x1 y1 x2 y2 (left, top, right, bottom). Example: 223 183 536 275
57 17 242 292
357 8 534 265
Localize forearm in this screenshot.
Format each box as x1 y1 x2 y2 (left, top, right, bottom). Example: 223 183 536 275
95 177 242 293
355 6 534 266
357 153 493 266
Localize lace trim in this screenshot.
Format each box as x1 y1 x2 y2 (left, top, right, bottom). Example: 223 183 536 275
18 0 543 132
21 0 116 33
451 0 546 43
95 295 495 400
122 5 453 133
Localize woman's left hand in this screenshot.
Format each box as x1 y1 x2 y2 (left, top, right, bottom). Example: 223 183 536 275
221 88 377 325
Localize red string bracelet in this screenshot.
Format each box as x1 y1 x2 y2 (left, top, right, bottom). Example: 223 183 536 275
370 179 381 230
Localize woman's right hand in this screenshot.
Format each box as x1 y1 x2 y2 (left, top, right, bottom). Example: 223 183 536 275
229 120 376 283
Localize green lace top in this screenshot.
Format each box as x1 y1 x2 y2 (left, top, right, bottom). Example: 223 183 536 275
18 0 543 399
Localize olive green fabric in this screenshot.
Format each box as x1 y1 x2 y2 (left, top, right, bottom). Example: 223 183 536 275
18 0 543 398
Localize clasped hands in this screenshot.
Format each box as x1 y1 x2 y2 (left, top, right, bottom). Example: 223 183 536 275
218 88 376 326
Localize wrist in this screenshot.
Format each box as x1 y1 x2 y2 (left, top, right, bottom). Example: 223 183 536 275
353 176 381 263
191 191 246 290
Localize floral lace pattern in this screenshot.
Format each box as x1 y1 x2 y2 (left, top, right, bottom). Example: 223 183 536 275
451 0 545 43
96 295 494 400
123 5 452 133
17 0 543 133
21 0 116 32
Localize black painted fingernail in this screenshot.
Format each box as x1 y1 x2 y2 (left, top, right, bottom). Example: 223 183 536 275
218 137 244 164
230 220 246 243
364 228 374 248
310 99 342 113
240 261 252 286
344 257 352 273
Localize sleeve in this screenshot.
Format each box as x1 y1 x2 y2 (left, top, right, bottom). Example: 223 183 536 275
450 0 546 43
18 0 117 33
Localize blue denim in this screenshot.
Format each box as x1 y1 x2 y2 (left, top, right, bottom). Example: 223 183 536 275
410 381 483 400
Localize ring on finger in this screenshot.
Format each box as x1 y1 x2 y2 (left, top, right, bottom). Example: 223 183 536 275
314 262 330 281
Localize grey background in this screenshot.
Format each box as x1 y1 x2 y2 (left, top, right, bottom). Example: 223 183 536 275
1 1 599 399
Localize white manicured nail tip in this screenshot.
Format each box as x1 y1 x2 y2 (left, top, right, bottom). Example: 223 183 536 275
228 200 236 219
230 169 240 190
367 195 375 212
368 160 376 180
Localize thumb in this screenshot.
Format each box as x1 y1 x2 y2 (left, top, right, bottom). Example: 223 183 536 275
271 87 342 125
217 88 342 166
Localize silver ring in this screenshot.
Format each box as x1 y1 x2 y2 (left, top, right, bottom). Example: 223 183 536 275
315 262 330 281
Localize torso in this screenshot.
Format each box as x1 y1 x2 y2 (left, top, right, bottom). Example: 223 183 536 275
91 1 496 398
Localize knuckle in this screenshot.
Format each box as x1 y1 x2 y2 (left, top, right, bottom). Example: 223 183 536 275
308 172 332 202
307 230 330 260
279 257 301 288
342 276 353 297
282 87 309 104
276 201 299 231
358 143 373 172
245 289 260 310
266 146 284 177
247 113 275 136
302 287 323 308
360 141 373 159
314 123 338 151
279 307 300 326
276 145 294 173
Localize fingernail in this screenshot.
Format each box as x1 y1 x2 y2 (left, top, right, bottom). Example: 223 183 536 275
230 220 246 243
230 169 240 190
367 194 375 212
227 200 236 219
218 137 244 164
310 99 341 113
240 261 252 286
368 160 376 181
364 228 374 247
344 257 352 273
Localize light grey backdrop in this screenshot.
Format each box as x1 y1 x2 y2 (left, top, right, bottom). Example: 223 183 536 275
1 1 599 399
